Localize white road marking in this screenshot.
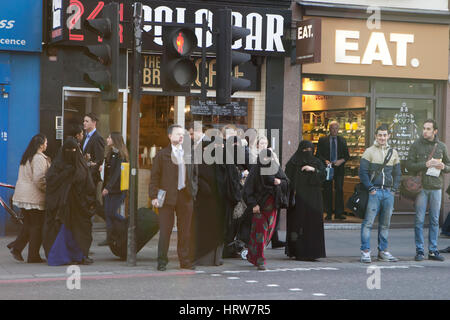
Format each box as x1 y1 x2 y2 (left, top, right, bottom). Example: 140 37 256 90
267 284 280 287
313 293 327 297
289 288 303 291
227 277 240 280
246 280 258 283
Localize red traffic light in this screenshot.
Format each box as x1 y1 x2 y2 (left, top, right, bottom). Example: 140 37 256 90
167 28 197 56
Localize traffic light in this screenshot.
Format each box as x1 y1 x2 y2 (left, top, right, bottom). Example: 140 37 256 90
215 9 251 105
83 2 119 101
161 27 198 92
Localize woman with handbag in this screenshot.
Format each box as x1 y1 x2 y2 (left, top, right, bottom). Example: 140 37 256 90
9 134 51 263
99 132 128 246
43 137 97 266
243 148 289 270
285 140 326 261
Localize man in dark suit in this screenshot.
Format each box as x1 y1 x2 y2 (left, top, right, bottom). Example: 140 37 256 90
150 124 198 271
316 121 350 220
82 113 106 244
82 113 105 186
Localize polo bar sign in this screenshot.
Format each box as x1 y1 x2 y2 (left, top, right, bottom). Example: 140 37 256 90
296 18 321 64
49 0 291 56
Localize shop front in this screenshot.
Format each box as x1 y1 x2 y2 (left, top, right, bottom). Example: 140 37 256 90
297 14 449 222
43 0 291 209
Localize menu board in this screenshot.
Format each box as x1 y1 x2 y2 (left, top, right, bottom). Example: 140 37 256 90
191 100 248 117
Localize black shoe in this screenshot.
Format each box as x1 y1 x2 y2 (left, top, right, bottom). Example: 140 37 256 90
10 249 24 262
335 214 346 220
429 251 445 261
81 257 94 265
98 240 109 246
439 246 450 253
271 241 286 249
257 264 266 271
157 264 167 271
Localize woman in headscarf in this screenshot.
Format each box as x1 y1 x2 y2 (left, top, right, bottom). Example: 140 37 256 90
285 140 326 261
243 149 289 270
43 137 97 266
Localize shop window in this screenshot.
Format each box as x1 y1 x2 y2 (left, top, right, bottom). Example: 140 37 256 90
63 91 123 142
132 95 175 169
302 94 369 177
302 77 369 93
375 81 435 95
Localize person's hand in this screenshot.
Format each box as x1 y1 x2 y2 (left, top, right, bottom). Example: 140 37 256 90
102 189 108 197
370 190 377 195
435 162 445 170
301 165 315 172
426 159 439 168
274 178 281 185
334 159 345 167
152 199 159 207
99 165 103 172
242 170 249 178
325 160 331 166
253 205 260 214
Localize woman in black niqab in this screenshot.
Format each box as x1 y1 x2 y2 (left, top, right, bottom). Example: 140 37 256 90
285 140 326 261
43 137 97 266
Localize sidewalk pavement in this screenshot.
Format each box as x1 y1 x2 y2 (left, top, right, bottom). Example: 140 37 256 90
1 225 449 281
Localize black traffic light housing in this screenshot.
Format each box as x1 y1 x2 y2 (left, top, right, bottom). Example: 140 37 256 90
215 9 251 105
161 27 198 93
83 2 119 101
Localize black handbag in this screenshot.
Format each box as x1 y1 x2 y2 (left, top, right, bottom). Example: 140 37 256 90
346 148 393 219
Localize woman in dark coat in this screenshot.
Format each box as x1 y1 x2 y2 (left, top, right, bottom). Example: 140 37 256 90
285 140 326 261
243 149 289 270
43 137 97 266
191 135 227 266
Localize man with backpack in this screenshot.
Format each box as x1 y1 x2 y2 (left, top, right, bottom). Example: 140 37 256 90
407 119 450 262
359 124 402 263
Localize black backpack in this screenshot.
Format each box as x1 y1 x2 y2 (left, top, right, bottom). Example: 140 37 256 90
346 148 393 219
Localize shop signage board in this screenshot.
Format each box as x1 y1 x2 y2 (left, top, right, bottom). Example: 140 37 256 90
296 18 321 64
48 0 291 56
302 17 449 80
140 54 260 91
191 100 248 117
0 0 42 52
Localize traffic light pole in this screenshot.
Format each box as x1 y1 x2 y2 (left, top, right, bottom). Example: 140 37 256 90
127 2 143 267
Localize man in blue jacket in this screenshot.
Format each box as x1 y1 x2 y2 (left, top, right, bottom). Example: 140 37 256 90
359 124 402 263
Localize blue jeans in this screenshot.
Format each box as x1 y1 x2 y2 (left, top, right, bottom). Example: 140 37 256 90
104 192 126 233
414 189 441 253
360 189 395 252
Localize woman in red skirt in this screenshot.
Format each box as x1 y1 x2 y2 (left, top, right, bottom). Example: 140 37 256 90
243 149 289 270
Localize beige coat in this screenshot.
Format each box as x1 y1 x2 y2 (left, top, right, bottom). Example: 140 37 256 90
12 152 51 210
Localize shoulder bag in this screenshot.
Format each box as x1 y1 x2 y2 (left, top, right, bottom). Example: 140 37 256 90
346 148 393 219
400 143 437 200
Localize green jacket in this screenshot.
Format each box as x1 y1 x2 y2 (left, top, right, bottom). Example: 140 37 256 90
406 136 450 190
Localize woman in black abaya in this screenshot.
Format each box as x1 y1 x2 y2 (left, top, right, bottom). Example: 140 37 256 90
43 137 97 266
285 140 326 261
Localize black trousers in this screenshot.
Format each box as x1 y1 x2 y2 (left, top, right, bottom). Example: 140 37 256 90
323 174 345 216
442 212 450 236
157 189 193 267
12 209 45 261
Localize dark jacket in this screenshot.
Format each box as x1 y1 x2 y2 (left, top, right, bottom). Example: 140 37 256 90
82 130 105 184
316 135 350 176
359 142 402 193
406 136 450 190
103 149 124 194
243 164 289 210
149 145 198 206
